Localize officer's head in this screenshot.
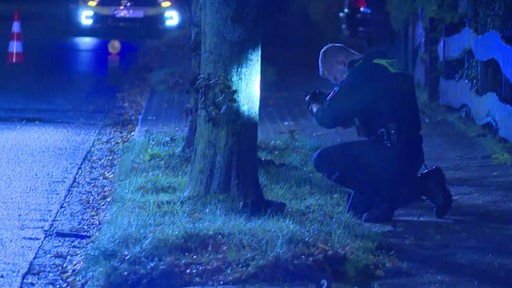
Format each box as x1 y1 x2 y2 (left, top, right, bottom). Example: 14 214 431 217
318 43 362 85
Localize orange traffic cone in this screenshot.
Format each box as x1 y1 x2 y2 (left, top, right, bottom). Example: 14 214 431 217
7 10 23 64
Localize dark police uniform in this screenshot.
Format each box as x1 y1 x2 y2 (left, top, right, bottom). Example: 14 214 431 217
310 51 425 219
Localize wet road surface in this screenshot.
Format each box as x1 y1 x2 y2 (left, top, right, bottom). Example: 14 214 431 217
0 34 138 123
0 2 141 123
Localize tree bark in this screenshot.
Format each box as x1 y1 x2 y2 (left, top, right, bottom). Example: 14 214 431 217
182 0 201 152
187 0 284 215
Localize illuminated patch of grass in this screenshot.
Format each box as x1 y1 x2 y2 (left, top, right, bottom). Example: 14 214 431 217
80 131 383 287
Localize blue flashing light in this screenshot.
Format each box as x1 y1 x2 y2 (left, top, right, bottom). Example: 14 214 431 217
164 10 180 27
80 10 94 26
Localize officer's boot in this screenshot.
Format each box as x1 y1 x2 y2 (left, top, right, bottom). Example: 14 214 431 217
419 166 453 218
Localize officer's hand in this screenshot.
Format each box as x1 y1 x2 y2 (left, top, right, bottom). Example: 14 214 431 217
304 94 314 109
305 96 321 116
311 90 328 104
305 90 322 106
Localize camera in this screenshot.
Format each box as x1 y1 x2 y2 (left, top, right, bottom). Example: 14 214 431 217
305 90 327 106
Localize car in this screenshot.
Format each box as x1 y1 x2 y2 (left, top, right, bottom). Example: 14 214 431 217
339 0 395 49
76 0 181 30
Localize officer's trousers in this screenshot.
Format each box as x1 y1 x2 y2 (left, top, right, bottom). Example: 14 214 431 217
312 139 424 211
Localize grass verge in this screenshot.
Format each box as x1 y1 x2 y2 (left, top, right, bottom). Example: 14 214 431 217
79 131 385 287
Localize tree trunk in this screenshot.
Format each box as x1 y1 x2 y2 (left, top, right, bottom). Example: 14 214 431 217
182 0 201 152
187 0 284 215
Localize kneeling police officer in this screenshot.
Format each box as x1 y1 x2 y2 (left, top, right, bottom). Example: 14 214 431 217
305 43 452 222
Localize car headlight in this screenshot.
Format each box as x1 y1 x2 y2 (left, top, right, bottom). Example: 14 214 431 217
80 10 94 26
164 10 180 27
160 1 172 8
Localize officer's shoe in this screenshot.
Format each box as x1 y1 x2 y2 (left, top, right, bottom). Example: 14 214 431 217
419 166 453 218
362 205 394 223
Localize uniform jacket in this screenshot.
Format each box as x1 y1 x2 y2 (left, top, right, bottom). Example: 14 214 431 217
313 51 422 147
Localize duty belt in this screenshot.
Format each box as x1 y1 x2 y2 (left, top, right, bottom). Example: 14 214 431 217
354 118 400 146
375 126 399 147
362 123 399 147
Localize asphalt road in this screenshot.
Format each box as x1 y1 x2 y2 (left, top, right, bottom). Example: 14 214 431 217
0 122 99 288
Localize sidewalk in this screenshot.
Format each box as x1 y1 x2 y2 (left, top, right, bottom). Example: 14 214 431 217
374 101 512 287
137 72 512 287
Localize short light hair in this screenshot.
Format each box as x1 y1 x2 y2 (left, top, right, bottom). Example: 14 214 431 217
318 43 360 78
